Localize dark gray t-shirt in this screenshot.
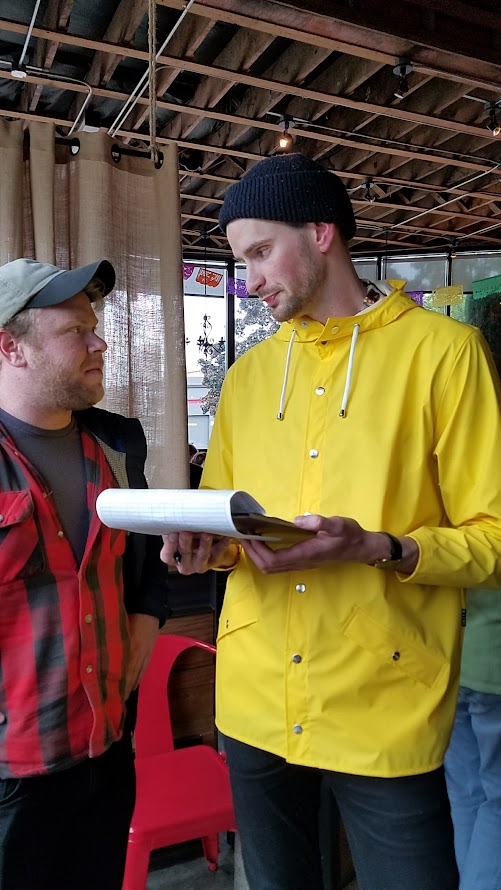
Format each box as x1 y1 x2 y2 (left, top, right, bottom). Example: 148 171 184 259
0 408 89 565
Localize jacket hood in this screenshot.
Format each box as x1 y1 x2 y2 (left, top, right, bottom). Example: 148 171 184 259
273 282 419 421
274 283 418 344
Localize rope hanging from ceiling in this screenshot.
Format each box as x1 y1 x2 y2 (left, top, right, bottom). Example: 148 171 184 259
147 0 159 167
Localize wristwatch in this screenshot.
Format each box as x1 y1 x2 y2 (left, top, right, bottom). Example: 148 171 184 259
371 532 403 569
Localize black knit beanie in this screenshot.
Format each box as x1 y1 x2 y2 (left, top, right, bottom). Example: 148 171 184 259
219 153 356 241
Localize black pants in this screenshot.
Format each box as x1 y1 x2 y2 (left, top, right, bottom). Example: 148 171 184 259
0 735 135 890
224 736 459 890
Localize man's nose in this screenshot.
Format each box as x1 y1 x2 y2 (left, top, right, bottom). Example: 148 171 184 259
246 267 265 296
88 332 107 353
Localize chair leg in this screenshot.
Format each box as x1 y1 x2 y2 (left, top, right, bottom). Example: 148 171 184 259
122 840 151 890
202 833 219 871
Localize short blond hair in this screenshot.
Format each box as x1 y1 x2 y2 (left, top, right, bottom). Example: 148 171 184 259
84 278 107 302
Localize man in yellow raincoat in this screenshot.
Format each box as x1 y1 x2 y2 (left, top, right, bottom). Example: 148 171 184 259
162 153 501 890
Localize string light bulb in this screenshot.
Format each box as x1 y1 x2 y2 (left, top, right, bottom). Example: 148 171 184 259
278 116 293 152
393 60 413 100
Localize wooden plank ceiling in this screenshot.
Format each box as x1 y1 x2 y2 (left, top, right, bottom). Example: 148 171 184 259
0 0 500 257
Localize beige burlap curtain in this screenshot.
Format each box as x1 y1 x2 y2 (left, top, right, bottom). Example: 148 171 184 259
0 119 188 488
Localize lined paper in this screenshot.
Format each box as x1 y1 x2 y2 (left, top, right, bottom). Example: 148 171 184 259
96 489 265 538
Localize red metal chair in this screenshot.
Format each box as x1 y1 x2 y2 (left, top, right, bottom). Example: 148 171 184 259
122 634 236 890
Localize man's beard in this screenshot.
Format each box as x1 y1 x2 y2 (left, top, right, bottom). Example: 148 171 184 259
269 239 327 322
49 377 104 411
30 356 104 411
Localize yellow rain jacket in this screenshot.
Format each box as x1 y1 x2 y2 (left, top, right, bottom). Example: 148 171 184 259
202 287 501 777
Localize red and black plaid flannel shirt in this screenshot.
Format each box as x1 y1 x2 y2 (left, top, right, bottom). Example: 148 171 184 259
0 423 129 778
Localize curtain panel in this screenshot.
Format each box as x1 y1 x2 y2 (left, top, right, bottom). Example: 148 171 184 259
0 119 188 488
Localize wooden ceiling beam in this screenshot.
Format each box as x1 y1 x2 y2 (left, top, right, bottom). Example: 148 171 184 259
4 70 497 175
1 12 499 100
181 184 500 227
398 0 498 30
168 27 275 141
126 13 215 135
188 41 334 155
180 203 493 250
21 0 74 114
278 0 500 63
156 0 501 91
179 164 501 203
0 19 497 138
67 0 148 122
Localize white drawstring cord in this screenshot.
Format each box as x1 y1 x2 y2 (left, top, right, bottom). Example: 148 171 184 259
277 329 297 420
339 324 360 418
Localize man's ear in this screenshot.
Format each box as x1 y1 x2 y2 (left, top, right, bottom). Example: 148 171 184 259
313 222 336 253
0 330 28 367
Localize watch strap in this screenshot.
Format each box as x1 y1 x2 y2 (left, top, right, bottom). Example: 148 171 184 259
371 532 403 568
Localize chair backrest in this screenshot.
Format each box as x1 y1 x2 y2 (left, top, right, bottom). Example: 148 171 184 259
134 634 216 759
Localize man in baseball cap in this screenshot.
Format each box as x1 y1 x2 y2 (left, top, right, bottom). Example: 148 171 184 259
0 257 115 325
0 256 168 890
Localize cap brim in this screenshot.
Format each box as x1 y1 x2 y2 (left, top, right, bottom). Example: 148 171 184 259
28 260 115 310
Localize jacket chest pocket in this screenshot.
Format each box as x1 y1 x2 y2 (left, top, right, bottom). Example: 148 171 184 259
0 490 46 584
217 586 258 641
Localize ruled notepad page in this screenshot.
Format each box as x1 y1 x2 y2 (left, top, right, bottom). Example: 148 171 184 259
96 489 265 538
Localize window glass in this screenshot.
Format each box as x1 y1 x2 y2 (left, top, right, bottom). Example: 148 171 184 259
353 260 378 280
452 254 501 292
385 256 446 292
184 261 226 449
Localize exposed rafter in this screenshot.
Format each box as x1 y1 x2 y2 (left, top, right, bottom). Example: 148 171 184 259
0 0 499 255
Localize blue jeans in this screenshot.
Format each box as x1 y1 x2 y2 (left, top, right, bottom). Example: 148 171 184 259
0 735 135 890
224 736 458 890
445 686 501 890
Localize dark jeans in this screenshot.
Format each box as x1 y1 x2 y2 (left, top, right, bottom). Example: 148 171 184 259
224 736 459 890
0 734 135 890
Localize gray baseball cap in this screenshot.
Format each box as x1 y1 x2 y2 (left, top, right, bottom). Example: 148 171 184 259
0 258 116 327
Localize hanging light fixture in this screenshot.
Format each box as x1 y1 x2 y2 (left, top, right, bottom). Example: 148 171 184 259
485 102 501 137
449 238 458 259
278 116 293 152
363 178 377 203
393 60 413 100
197 315 225 358
197 231 225 359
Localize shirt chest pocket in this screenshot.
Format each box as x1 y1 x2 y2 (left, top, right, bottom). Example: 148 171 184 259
0 490 46 584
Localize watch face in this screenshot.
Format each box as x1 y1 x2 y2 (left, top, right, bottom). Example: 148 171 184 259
373 558 402 569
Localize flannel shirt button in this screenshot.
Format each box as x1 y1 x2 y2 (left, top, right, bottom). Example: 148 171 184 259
85 665 93 673
84 614 93 624
57 530 64 538
0 515 3 522
0 712 5 724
